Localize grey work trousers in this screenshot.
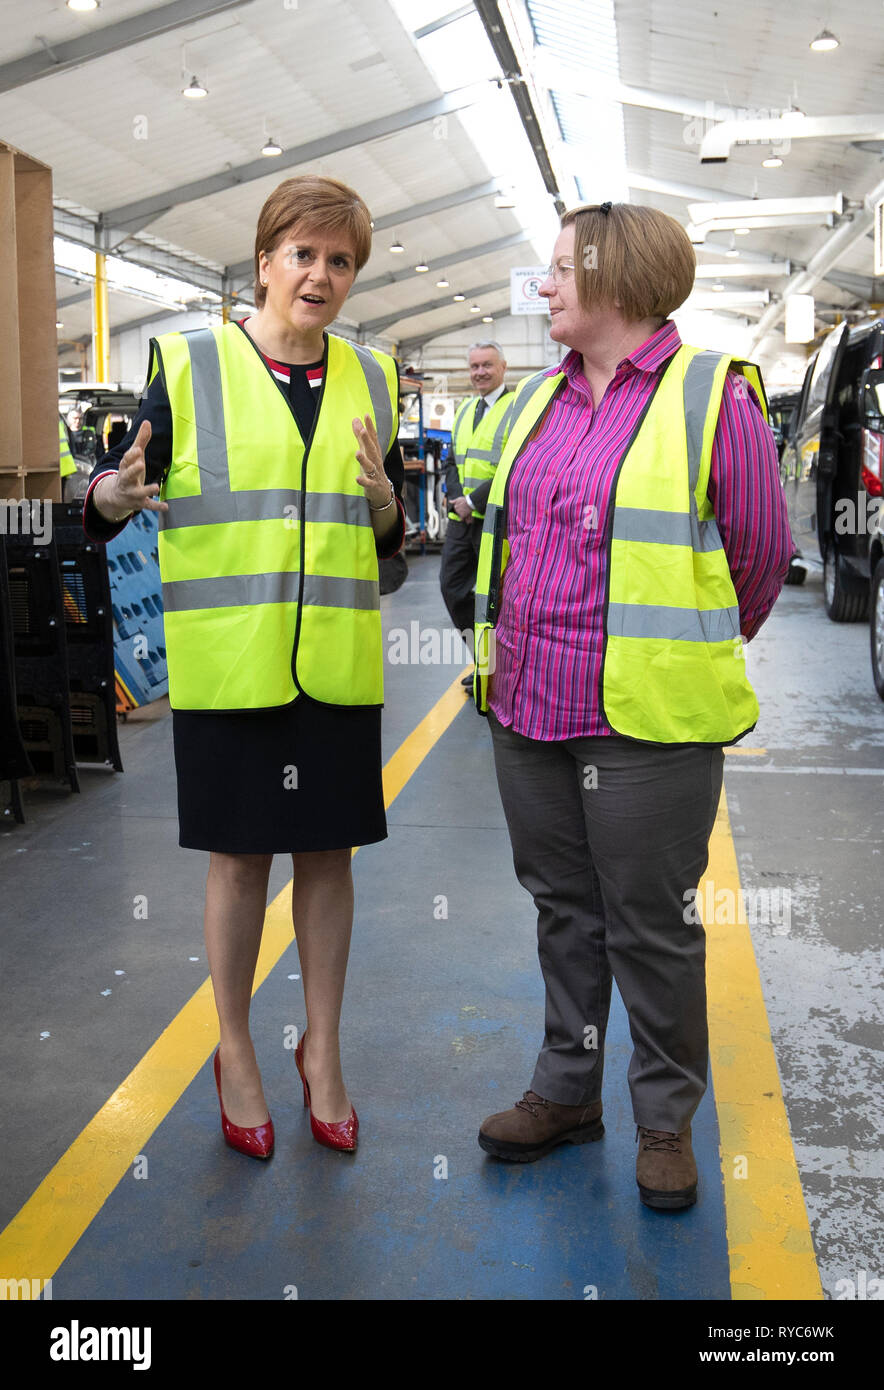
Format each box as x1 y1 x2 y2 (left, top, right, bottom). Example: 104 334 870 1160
488 710 725 1133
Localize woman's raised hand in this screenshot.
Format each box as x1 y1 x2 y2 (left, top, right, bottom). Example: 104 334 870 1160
352 414 393 509
108 420 168 516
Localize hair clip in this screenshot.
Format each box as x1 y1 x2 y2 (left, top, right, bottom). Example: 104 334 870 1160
599 201 613 215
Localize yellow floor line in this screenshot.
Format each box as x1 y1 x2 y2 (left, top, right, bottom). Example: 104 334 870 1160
1 672 820 1303
703 784 822 1300
0 669 472 1284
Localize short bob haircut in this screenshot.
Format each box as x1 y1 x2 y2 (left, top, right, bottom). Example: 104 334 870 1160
560 202 696 322
253 175 373 308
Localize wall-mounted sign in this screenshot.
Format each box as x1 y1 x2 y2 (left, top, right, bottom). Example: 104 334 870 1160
510 266 549 315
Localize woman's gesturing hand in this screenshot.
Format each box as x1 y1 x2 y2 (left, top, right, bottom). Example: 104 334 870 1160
352 414 393 509
96 420 168 522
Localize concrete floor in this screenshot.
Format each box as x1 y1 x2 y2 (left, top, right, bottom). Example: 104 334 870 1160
0 554 880 1300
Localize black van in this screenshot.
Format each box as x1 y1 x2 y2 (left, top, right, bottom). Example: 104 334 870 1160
870 506 884 700
769 389 801 463
779 318 884 620
58 385 142 501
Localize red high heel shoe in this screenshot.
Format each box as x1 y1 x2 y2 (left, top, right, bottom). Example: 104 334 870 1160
295 1030 358 1152
213 1049 274 1159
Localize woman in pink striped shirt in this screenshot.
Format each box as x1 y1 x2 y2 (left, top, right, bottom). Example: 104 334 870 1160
476 202 793 1210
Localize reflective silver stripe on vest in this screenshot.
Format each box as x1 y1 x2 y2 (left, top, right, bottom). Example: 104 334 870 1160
162 489 370 529
452 398 476 468
465 395 513 465
501 370 557 446
163 571 380 614
612 508 723 552
186 327 231 493
683 351 726 493
159 329 374 532
607 603 739 642
481 500 502 537
349 341 393 454
163 570 301 612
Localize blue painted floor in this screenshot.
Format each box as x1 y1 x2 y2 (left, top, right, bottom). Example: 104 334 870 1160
50 560 732 1300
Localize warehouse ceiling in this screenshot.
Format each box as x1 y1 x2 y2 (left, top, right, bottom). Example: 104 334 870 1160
0 0 881 376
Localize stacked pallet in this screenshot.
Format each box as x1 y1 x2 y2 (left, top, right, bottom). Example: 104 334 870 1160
0 140 58 503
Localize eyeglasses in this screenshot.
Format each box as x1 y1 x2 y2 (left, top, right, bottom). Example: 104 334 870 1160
279 245 354 272
543 260 576 284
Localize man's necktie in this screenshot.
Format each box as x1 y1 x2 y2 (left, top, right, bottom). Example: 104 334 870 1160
474 397 488 428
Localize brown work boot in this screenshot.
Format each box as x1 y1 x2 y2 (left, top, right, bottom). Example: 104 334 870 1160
478 1090 603 1162
635 1125 697 1209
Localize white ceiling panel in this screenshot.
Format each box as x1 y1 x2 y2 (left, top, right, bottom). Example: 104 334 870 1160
0 0 879 359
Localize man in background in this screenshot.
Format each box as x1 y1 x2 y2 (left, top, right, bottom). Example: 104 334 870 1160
440 340 511 694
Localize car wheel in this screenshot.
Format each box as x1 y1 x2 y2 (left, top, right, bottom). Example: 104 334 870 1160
823 543 868 622
871 559 884 700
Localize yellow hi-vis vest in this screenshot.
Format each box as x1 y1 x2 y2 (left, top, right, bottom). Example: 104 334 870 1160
59 417 76 477
151 323 399 711
448 389 512 519
474 345 770 744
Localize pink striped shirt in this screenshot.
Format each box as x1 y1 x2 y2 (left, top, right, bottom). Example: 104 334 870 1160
488 319 794 741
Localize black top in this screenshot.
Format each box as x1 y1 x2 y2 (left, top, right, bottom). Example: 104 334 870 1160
82 323 406 556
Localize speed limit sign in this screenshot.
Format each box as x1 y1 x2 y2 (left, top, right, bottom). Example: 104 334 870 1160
510 267 549 314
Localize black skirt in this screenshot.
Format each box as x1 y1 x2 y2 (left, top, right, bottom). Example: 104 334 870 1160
172 696 387 853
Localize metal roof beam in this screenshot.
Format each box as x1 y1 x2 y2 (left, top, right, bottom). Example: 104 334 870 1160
749 170 884 357
821 267 883 300
0 0 253 94
102 87 481 236
56 289 93 308
472 0 564 213
398 308 515 359
226 179 501 285
414 4 474 39
371 179 498 233
362 279 511 334
349 231 530 299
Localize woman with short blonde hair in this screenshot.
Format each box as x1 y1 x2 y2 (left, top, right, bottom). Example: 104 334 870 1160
474 201 793 1209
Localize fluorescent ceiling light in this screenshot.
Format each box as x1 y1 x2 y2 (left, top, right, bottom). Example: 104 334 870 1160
389 237 404 254
695 261 790 278
762 151 783 168
67 0 99 10
261 138 282 157
415 259 429 272
686 289 771 308
182 76 208 99
436 276 449 288
689 194 843 223
453 292 466 302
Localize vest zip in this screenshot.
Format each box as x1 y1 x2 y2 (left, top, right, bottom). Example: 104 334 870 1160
233 321 329 702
